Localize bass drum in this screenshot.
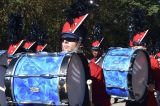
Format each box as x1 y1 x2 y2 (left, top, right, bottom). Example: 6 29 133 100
5 52 89 106
102 47 150 101
0 50 7 106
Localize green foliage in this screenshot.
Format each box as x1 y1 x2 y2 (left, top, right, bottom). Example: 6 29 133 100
148 5 160 15
0 0 160 53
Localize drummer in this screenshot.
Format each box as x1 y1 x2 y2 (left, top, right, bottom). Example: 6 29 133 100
127 31 158 106
60 11 92 106
154 52 160 105
89 40 111 106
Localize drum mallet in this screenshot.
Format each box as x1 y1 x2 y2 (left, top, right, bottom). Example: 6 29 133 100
87 79 94 106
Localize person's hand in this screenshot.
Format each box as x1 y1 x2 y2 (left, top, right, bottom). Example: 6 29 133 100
63 83 67 93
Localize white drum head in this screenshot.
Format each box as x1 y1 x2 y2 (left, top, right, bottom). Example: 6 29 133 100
132 50 148 101
67 54 85 106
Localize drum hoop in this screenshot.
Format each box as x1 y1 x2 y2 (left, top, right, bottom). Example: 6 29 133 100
59 52 85 105
65 53 87 106
59 53 72 104
128 49 149 101
23 52 62 57
5 54 24 103
11 55 25 102
127 49 138 100
137 49 150 102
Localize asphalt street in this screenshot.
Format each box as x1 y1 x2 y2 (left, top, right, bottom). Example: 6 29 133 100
111 98 126 106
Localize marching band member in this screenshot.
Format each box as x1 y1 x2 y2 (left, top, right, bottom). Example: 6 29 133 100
154 52 160 106
7 11 24 64
89 40 111 106
126 29 158 106
61 0 97 53
23 21 48 52
61 15 90 105
148 54 160 106
60 0 98 105
127 7 159 105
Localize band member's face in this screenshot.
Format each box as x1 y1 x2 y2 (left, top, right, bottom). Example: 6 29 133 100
62 39 78 52
92 50 100 58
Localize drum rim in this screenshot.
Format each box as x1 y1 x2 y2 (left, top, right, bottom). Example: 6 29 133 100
129 49 149 101
58 53 71 104
66 53 86 106
127 49 139 100
11 54 25 102
5 54 24 104
59 53 87 105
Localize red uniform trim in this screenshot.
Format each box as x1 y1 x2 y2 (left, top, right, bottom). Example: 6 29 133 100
89 58 111 106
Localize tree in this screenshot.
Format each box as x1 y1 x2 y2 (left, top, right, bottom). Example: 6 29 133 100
0 0 160 53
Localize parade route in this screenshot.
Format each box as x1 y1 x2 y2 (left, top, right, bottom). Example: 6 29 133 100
111 98 126 106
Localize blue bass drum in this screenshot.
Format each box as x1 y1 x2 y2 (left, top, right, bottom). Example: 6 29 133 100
5 52 88 106
102 48 150 101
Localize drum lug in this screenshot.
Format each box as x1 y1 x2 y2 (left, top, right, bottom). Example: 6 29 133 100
129 67 133 71
128 87 133 91
132 54 137 58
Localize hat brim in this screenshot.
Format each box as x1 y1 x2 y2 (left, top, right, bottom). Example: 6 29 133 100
61 32 79 39
91 47 100 50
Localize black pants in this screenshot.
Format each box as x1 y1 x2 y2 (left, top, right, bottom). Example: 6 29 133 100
125 96 147 106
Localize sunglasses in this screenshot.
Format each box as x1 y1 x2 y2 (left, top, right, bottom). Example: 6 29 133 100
92 49 100 51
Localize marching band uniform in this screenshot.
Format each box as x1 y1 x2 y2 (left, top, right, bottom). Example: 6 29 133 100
61 7 91 105
126 30 158 106
126 55 159 106
61 1 101 105
154 52 160 105
147 55 159 106
7 12 24 57
89 41 111 106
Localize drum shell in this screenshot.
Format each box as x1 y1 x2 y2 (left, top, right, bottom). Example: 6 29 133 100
102 48 150 101
5 52 90 106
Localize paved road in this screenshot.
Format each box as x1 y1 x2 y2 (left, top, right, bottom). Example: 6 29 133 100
111 98 126 106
